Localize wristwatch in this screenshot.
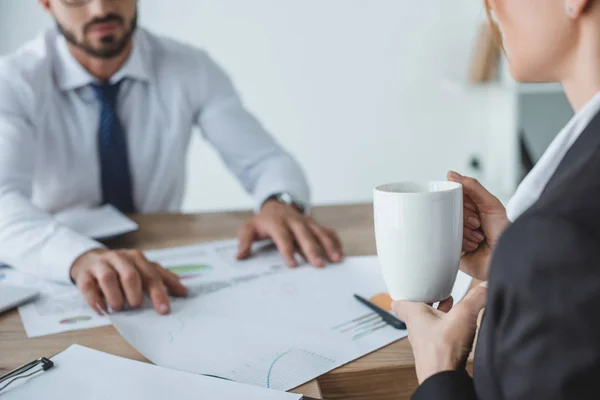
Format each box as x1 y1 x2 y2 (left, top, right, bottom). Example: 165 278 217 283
262 192 306 214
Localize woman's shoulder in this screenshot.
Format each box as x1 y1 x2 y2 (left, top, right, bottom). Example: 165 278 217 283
529 136 600 236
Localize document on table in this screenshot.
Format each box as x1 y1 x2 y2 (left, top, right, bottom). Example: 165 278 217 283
2 205 136 335
10 239 295 338
54 204 138 239
0 345 301 400
0 267 111 337
111 253 472 392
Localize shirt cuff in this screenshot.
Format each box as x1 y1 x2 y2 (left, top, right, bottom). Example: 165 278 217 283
412 369 476 400
39 226 105 284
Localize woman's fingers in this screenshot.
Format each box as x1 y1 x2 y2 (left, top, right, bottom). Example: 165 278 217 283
463 238 479 252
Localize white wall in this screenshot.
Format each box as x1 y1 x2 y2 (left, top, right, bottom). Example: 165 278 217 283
0 0 491 212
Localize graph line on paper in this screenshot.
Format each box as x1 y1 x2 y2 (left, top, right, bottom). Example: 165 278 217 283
332 311 392 341
352 321 388 340
339 314 381 333
263 349 338 389
331 312 376 330
266 350 292 388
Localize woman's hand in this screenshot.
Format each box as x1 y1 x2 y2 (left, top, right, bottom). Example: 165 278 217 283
392 283 488 384
448 171 510 281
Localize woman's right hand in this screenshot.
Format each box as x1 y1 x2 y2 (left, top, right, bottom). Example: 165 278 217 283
448 171 510 281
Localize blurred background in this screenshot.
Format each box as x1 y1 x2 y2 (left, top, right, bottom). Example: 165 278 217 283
0 0 574 212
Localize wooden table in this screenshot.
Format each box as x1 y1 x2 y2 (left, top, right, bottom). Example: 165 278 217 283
0 204 425 399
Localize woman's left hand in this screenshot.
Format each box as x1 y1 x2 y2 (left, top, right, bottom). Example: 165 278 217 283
392 282 488 384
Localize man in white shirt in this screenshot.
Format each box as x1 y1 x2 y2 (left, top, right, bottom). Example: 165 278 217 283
0 0 343 315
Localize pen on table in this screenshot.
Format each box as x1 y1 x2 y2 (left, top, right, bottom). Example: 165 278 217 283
353 294 406 330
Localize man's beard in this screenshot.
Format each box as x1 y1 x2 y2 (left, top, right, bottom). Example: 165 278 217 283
57 12 138 60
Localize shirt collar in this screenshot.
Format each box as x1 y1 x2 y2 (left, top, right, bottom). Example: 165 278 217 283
506 90 600 221
54 30 150 91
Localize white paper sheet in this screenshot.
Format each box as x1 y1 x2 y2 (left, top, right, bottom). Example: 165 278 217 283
10 239 292 338
111 253 472 391
1 268 111 337
54 204 138 239
0 345 301 400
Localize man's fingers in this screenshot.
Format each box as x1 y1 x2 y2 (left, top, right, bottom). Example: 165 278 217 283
146 278 171 315
110 256 144 309
456 282 488 319
156 263 189 297
268 223 298 267
236 222 256 260
76 272 106 315
289 220 325 267
310 223 343 263
136 261 171 315
327 227 344 260
92 263 124 311
437 296 454 313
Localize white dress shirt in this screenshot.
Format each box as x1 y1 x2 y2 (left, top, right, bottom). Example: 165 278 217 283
0 27 309 283
507 91 600 221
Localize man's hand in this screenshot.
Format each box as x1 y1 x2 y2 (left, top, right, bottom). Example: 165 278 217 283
236 200 343 267
392 283 488 384
70 248 188 315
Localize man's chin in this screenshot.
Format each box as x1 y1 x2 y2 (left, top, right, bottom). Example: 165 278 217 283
82 39 130 59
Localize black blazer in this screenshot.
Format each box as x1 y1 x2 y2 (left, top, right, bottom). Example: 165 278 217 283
413 108 600 400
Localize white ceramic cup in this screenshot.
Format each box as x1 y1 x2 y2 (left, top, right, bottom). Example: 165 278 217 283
373 181 463 303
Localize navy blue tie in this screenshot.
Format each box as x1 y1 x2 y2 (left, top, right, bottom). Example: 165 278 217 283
92 80 136 214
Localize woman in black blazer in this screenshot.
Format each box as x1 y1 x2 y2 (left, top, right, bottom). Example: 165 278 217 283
393 1 600 398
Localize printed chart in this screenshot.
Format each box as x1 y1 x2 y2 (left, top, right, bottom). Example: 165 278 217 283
166 264 213 280
332 312 389 341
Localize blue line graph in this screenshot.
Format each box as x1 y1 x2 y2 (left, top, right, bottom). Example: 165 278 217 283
266 350 292 388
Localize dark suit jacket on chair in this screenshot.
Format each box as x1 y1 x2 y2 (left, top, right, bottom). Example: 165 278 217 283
413 109 600 400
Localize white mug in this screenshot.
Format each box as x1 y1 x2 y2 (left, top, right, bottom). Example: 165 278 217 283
373 181 463 303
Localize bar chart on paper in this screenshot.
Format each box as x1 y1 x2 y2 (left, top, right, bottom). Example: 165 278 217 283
332 312 388 341
166 264 213 280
